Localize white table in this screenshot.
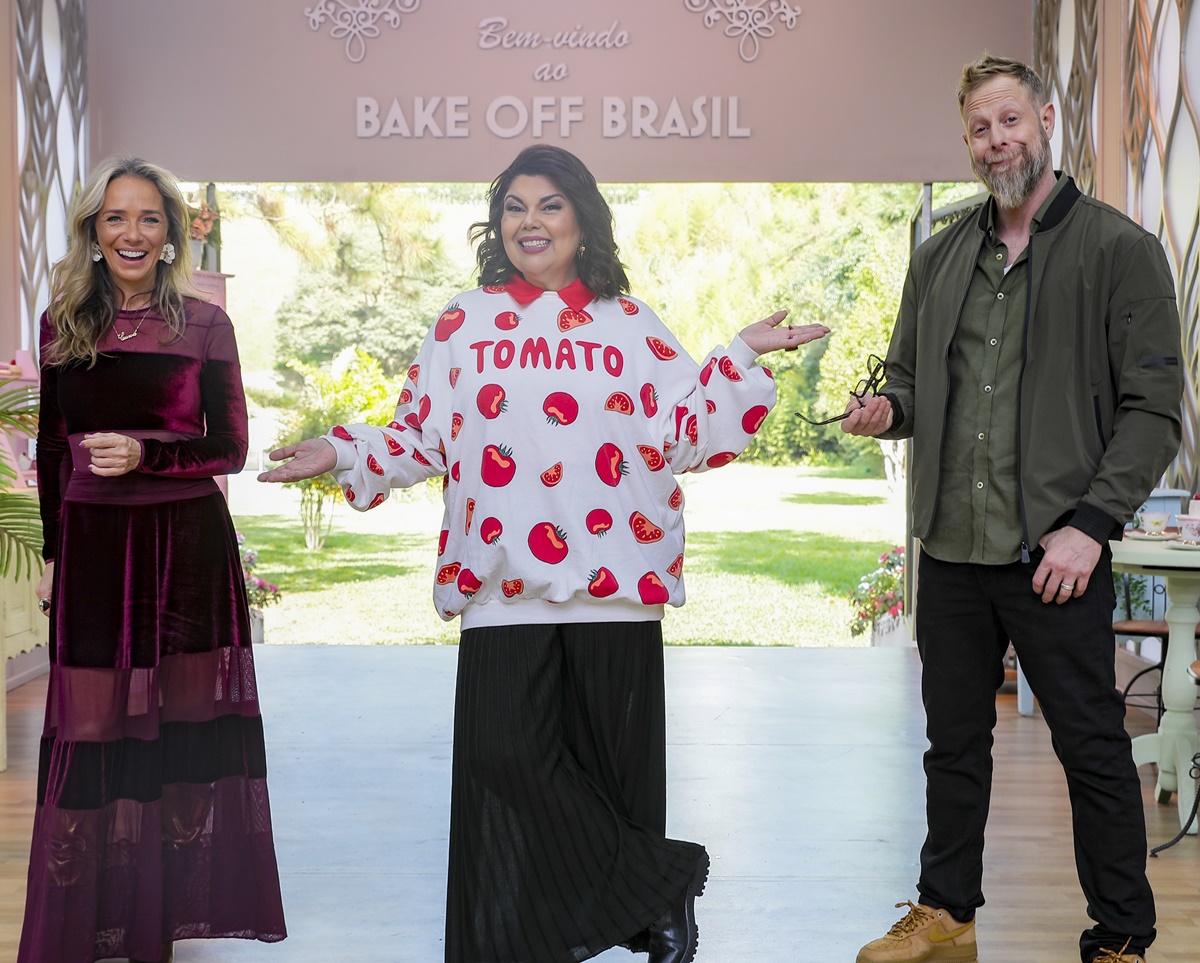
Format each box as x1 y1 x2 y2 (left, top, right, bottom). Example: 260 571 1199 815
1110 536 1200 834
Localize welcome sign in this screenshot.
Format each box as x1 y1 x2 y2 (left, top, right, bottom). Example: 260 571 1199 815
88 0 1031 183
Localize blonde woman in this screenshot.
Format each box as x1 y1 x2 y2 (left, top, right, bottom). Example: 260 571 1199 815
18 157 286 963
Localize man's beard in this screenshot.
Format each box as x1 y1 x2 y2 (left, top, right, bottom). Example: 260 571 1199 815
972 130 1052 209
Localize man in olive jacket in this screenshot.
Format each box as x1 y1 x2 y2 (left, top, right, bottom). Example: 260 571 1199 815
845 55 1182 963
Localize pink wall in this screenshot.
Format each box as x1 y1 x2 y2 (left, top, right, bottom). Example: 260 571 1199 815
88 0 1032 185
1 0 20 360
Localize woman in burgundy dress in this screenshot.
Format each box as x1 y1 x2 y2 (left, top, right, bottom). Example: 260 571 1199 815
18 156 286 963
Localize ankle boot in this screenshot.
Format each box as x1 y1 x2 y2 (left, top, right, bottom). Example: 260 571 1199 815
648 847 710 963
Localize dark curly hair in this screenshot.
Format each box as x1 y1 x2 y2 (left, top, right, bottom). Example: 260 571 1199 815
470 145 630 299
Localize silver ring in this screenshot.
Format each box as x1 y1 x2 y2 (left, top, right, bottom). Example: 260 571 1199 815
1059 583 1075 592
38 597 50 612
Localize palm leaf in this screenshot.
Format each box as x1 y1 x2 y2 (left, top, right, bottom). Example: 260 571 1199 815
0 380 42 579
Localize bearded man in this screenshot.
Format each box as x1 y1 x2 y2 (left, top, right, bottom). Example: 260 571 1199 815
843 54 1182 963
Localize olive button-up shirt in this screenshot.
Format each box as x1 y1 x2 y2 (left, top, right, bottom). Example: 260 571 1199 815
922 174 1069 564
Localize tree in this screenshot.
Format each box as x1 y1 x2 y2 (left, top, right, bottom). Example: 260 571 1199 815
267 349 403 550
255 183 469 377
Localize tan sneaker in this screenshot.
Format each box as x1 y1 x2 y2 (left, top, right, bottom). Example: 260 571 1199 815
856 901 977 962
1092 940 1145 962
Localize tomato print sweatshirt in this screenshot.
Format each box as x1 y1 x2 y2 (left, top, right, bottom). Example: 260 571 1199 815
324 276 777 629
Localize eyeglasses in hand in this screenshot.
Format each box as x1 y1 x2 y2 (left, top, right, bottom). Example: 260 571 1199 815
795 354 886 426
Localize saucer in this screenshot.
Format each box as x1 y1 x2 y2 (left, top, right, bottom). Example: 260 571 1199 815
1125 529 1179 541
1166 541 1200 551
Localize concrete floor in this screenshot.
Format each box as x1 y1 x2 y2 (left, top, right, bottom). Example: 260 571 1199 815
178 644 930 962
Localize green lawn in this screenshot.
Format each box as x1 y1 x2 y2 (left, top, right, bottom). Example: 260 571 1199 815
231 463 904 647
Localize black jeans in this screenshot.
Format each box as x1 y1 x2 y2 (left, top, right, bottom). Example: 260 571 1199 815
914 548 1155 961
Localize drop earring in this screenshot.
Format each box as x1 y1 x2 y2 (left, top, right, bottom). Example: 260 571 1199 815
576 243 586 259
159 243 176 264
91 242 103 262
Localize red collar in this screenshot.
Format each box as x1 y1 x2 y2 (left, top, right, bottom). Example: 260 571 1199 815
502 274 595 312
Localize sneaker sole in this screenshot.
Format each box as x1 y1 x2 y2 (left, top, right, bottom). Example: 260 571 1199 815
855 942 977 963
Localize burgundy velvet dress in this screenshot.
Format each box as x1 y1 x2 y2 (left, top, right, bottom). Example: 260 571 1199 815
18 299 287 962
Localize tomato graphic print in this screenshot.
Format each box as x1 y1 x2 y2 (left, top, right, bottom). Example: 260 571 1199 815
434 303 465 341
718 356 742 382
412 449 432 467
450 461 460 482
385 434 405 456
438 529 449 555
646 336 678 360
481 444 516 487
528 522 569 564
604 391 634 415
407 363 420 385
699 357 718 386
398 387 414 407
346 487 355 503
557 307 593 331
587 567 620 598
480 517 503 544
762 367 773 379
465 498 475 535
637 445 666 472
451 412 464 440
368 492 386 508
332 425 353 442
586 508 613 536
387 420 404 431
639 383 658 417
541 462 564 487
742 404 769 434
595 443 628 487
706 451 737 468
437 562 461 585
482 284 506 294
449 367 461 387
502 578 524 598
495 310 520 331
477 383 507 419
706 400 717 415
543 391 579 426
667 554 684 578
685 415 698 447
457 568 482 597
367 454 384 476
618 297 639 315
668 484 683 511
638 571 670 605
629 511 665 543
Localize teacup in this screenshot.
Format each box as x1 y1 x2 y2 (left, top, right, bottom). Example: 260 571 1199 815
1177 514 1200 544
1140 511 1170 535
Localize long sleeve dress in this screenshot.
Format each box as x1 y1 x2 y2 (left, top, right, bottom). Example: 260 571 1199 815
18 298 287 962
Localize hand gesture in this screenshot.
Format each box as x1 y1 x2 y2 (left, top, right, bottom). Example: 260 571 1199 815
258 438 337 483
739 310 830 356
81 432 142 476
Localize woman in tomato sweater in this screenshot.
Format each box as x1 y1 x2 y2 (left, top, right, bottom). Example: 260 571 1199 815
262 145 827 963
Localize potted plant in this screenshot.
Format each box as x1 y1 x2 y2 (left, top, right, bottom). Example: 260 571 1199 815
237 533 282 644
848 545 908 645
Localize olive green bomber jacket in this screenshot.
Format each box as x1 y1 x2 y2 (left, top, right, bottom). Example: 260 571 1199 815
879 175 1183 555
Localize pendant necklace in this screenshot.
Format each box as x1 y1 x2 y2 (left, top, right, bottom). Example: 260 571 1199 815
116 306 152 342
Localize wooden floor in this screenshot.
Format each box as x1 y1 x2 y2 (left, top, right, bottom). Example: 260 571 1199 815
1 645 1198 963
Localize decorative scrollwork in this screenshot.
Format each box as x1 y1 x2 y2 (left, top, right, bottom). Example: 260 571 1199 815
305 0 420 64
683 0 802 64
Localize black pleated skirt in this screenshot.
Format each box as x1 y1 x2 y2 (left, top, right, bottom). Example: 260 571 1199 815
446 621 704 963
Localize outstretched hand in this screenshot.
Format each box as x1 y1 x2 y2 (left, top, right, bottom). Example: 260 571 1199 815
258 437 338 483
739 310 830 356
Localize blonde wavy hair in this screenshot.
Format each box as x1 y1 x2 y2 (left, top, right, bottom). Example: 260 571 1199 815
45 156 195 366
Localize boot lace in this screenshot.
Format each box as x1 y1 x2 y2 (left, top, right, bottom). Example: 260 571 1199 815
885 901 936 937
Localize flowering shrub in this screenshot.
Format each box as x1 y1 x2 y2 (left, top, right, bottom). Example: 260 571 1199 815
848 545 905 636
237 532 283 609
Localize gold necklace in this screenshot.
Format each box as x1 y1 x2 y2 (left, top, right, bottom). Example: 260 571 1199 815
116 307 153 341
